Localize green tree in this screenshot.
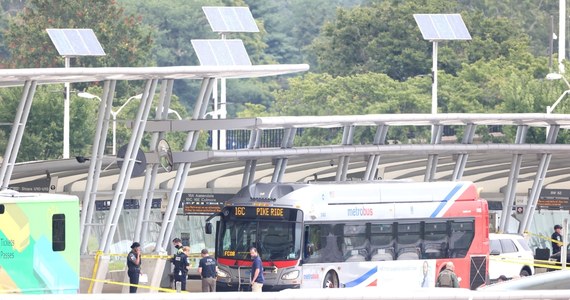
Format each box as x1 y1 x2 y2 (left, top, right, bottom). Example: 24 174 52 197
119 0 276 111
311 1 458 79
310 1 534 81
1 0 152 68
0 85 97 160
246 0 364 64
0 0 156 161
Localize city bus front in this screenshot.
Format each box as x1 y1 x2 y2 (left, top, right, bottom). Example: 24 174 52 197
210 205 304 291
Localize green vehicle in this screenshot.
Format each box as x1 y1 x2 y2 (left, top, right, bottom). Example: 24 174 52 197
0 191 79 293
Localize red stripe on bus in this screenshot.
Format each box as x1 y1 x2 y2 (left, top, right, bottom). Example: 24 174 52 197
218 257 298 268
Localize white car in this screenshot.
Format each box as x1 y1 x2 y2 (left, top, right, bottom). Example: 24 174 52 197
489 233 534 281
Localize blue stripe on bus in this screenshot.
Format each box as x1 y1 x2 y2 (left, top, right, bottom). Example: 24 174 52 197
344 266 377 287
429 183 463 218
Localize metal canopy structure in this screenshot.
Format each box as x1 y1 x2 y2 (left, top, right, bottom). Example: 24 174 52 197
0 64 568 291
202 6 259 33
138 113 570 236
0 62 308 293
0 64 308 87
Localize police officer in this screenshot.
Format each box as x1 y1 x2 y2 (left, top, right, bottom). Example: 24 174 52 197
127 242 142 293
173 245 190 292
198 248 218 292
552 224 563 258
172 238 183 254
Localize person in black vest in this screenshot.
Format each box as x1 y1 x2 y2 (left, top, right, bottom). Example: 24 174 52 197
169 238 184 288
127 242 142 293
172 246 190 292
552 224 563 260
198 248 218 292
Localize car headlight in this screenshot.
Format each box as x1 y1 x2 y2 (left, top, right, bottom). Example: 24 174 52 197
281 270 299 280
217 269 230 278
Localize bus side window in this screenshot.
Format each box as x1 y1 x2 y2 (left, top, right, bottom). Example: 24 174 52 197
396 223 421 260
304 225 317 263
449 220 474 258
343 224 368 262
52 214 66 252
423 222 448 259
370 223 394 261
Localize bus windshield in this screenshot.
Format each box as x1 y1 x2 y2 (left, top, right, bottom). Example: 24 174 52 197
219 220 302 261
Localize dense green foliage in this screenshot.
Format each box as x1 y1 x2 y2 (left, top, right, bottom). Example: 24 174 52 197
0 0 567 160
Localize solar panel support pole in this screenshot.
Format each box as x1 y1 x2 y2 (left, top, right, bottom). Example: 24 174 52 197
63 56 71 159
220 33 227 150
431 41 438 139
431 41 438 115
558 0 566 74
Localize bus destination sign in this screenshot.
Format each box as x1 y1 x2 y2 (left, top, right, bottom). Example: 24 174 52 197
230 206 290 219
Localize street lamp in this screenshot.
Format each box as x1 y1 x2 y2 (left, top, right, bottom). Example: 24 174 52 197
78 92 143 155
167 108 182 120
156 107 182 120
545 73 570 114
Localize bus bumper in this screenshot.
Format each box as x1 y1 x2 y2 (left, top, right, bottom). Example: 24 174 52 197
216 282 300 292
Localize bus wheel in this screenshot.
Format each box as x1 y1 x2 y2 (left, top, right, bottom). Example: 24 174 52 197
520 269 530 277
323 271 339 288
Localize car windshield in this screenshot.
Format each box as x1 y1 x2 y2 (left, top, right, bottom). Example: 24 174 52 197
218 220 302 260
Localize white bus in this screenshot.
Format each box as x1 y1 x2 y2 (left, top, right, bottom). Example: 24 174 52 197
206 181 489 291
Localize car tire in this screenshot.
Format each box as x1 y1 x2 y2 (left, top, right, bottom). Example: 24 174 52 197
323 271 339 288
520 269 530 277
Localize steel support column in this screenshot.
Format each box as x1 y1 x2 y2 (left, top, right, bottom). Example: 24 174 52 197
271 127 296 182
155 77 215 251
0 80 37 189
335 125 355 181
242 129 261 187
80 80 116 253
363 124 388 180
424 124 443 182
136 79 174 245
519 124 560 234
100 79 159 253
499 125 528 233
451 124 476 181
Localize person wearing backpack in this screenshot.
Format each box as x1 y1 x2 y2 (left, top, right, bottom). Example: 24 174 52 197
436 261 459 288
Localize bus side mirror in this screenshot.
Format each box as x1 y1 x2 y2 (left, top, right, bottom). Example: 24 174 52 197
307 243 315 256
205 222 213 234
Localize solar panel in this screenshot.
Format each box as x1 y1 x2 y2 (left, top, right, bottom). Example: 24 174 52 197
413 14 471 41
203 6 259 33
46 29 106 56
192 39 252 66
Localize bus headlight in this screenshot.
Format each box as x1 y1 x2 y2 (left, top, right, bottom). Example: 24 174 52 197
217 269 230 278
281 270 299 280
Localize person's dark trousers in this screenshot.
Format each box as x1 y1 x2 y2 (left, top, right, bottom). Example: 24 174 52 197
174 273 187 291
128 270 139 293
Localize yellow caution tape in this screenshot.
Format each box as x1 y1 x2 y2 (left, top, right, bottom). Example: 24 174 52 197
88 250 104 293
93 252 203 260
525 231 563 246
489 255 566 270
80 276 187 293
